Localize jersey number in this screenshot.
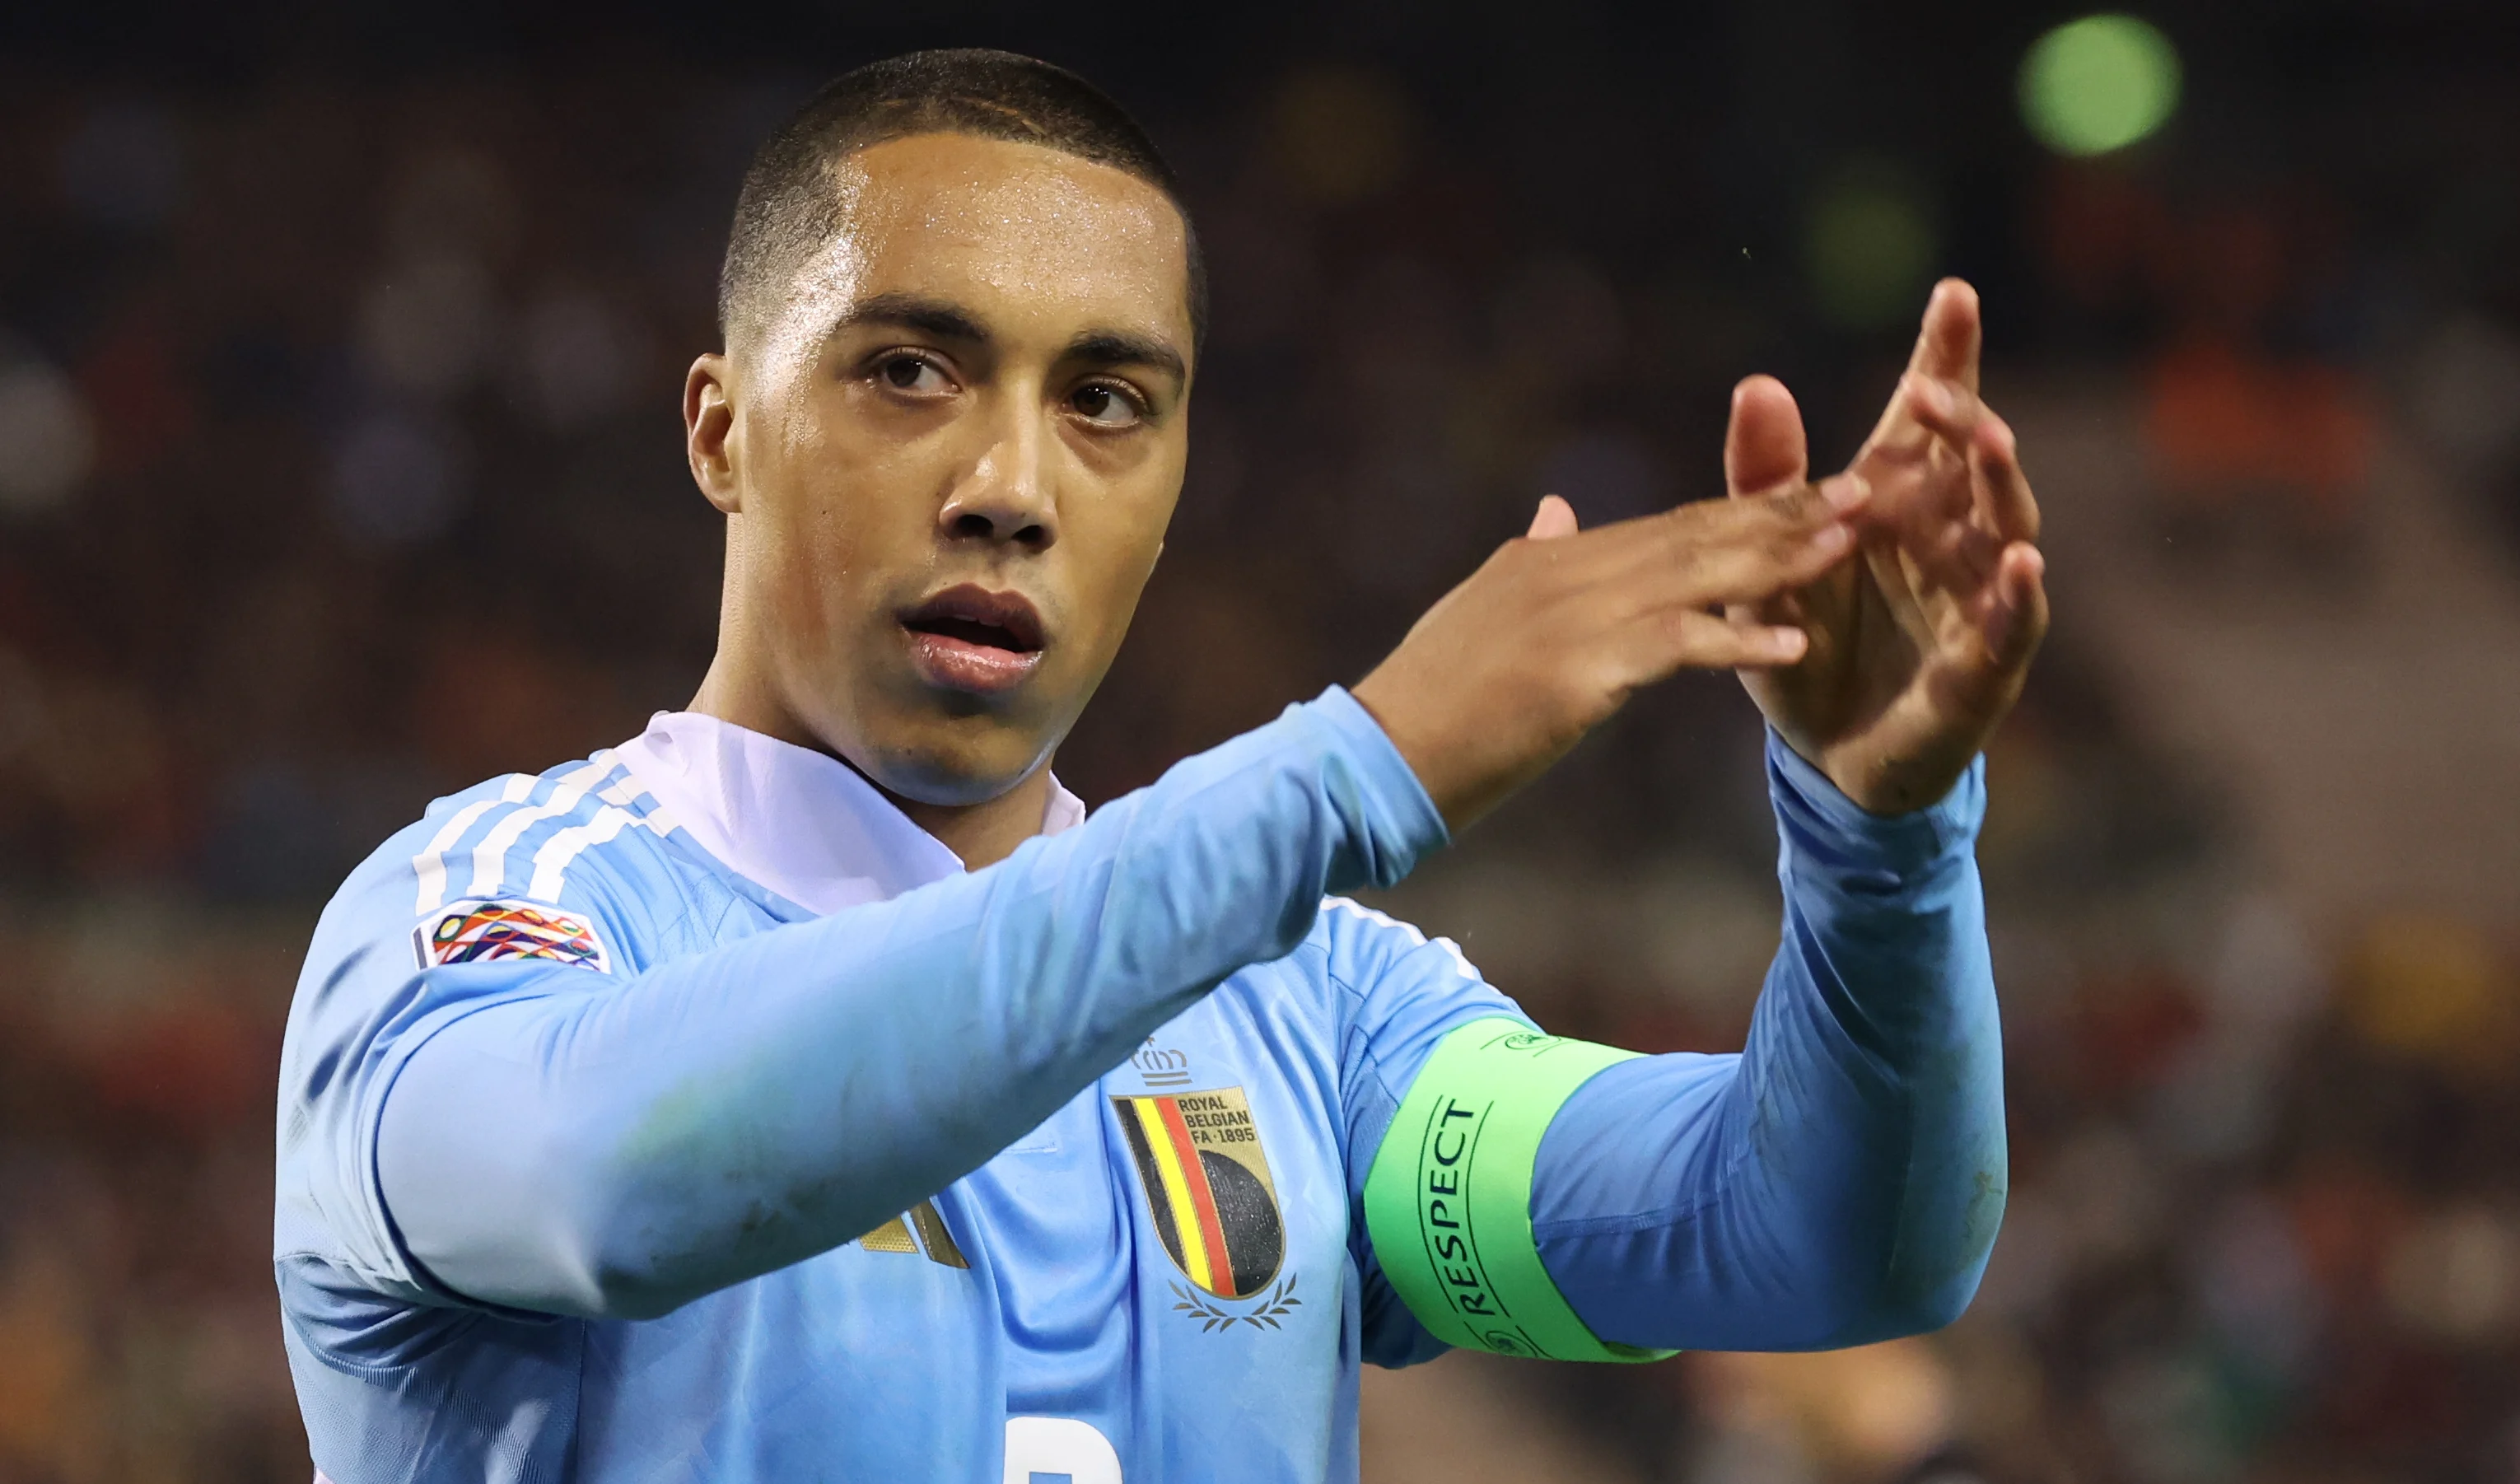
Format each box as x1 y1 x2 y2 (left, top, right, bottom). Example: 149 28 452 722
1004 1416 1121 1484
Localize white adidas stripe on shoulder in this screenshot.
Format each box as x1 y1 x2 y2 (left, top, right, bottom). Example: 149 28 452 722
525 805 638 903
411 775 534 914
520 768 686 904
409 755 688 917
596 773 682 838
1322 897 1481 982
459 756 614 901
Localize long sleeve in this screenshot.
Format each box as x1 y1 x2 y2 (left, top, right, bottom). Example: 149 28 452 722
359 688 1445 1320
1524 731 2004 1351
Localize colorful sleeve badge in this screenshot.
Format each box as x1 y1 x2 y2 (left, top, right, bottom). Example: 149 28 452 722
414 898 612 973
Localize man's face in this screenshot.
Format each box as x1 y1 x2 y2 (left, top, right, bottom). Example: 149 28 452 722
688 132 1193 805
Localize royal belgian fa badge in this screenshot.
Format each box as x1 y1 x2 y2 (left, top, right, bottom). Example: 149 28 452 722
1113 1086 1300 1327
415 898 610 973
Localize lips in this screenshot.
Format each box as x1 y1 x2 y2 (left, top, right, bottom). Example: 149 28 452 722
898 585 1047 695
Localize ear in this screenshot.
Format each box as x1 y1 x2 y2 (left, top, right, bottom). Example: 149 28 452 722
685 353 742 515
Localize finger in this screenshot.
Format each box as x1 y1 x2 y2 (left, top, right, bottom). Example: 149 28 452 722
1904 511 2008 596
1649 475 1868 605
1637 472 1866 567
1906 278 1981 394
1894 373 1973 443
1719 469 1874 534
1875 376 2018 537
1981 543 2049 672
1629 607 1811 675
1891 373 2013 478
1724 376 1810 497
1622 471 1864 576
1861 282 1987 453
1969 416 2041 544
1860 380 1973 525
1527 493 1580 540
1920 390 1990 531
1938 544 2048 706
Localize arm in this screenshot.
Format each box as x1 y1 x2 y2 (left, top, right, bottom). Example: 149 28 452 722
1356 281 2039 1360
1527 734 2000 1351
343 425 1868 1320
1346 739 1999 1364
373 690 1441 1318
1532 278 2035 1349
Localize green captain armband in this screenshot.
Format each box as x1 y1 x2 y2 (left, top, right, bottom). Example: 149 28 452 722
1362 1017 1678 1363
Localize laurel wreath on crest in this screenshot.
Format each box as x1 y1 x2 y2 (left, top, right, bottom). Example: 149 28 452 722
1171 1273 1302 1332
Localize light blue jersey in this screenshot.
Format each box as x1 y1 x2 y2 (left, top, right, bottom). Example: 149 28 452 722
274 688 2004 1482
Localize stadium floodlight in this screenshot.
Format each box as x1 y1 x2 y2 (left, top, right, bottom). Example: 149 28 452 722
2019 14 2182 156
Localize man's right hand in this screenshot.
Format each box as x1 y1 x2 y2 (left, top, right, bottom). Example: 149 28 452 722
1352 474 1872 833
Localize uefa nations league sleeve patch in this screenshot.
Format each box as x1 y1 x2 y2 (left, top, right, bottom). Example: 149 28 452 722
414 898 612 973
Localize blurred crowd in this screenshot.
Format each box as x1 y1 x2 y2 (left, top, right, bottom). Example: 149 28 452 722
5 7 2520 1482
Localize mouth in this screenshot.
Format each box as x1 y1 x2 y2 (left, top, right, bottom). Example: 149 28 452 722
898 585 1048 695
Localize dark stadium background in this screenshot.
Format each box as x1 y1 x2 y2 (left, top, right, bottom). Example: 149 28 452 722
5 1 2520 1478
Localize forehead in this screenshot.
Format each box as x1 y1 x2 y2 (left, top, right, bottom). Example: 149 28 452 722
782 133 1191 356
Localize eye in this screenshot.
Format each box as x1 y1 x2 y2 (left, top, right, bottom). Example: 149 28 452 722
1069 381 1146 430
875 353 952 396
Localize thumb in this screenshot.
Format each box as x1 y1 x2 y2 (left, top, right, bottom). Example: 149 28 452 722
1725 376 1810 497
1526 493 1579 539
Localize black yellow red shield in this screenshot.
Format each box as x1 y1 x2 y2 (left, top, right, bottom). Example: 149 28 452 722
1112 1086 1284 1299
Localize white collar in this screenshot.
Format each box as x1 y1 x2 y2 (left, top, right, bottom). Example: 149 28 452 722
611 711 1086 915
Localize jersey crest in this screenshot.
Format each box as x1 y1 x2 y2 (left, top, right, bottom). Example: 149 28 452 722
1113 1086 1285 1301
415 899 610 973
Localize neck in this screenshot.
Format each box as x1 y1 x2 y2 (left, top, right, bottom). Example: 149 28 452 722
688 653 1052 871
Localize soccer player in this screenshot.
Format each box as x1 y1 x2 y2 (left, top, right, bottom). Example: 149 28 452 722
274 49 2046 1483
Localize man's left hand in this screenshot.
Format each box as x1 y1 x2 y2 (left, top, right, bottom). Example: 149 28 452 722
1725 278 2050 814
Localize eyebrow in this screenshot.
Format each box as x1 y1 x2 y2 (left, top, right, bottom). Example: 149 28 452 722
828 292 991 345
1064 329 1188 389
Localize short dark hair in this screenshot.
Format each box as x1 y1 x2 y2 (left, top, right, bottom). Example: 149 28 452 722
717 49 1206 359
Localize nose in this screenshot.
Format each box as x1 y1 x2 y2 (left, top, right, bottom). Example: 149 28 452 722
940 403 1057 553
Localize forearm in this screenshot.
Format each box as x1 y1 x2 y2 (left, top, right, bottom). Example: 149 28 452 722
376 688 1442 1318
1528 733 2004 1351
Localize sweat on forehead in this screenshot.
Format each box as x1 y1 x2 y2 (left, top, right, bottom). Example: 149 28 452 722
715 48 1209 359
730 136 1196 383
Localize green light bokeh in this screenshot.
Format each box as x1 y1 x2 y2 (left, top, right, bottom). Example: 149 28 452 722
2019 14 2182 156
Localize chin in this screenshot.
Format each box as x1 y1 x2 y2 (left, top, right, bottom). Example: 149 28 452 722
854 719 1058 810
